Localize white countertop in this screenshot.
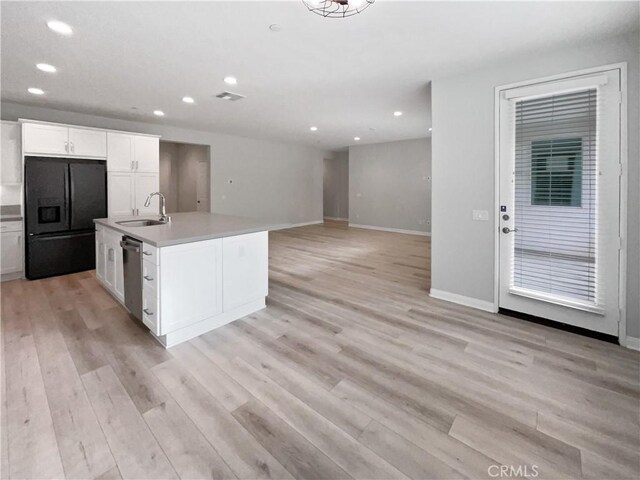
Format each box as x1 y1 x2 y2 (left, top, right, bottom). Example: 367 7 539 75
94 212 282 247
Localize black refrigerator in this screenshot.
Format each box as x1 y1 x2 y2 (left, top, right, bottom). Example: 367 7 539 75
25 157 107 280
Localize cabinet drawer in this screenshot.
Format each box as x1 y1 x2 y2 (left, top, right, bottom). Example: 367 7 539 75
0 221 22 233
141 243 159 264
142 285 160 335
142 259 158 290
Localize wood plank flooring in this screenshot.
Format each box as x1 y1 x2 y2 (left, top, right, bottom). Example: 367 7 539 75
1 222 639 479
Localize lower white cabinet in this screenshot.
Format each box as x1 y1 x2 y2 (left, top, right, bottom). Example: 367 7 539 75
222 232 268 311
107 172 158 217
1 221 23 275
97 226 124 302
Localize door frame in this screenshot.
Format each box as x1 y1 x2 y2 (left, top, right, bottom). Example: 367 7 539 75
493 62 628 344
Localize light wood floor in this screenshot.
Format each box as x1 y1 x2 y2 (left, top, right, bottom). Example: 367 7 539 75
1 223 639 480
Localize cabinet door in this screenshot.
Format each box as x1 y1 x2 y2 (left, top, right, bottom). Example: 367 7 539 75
1 121 22 184
0 231 22 274
107 132 135 172
68 128 107 158
95 233 106 282
222 231 268 311
113 240 125 302
108 172 135 217
23 123 69 155
134 136 159 173
135 173 160 215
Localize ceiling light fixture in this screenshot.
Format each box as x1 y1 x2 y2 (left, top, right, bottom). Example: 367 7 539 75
354 137 361 141
182 96 195 104
27 87 44 95
310 126 318 131
269 24 282 32
224 76 237 85
302 0 374 18
47 20 73 35
153 110 165 116
36 63 57 73
394 111 403 117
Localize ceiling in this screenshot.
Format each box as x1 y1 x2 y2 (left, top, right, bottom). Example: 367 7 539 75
1 1 638 150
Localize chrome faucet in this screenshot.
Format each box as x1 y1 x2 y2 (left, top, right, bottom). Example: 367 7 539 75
144 192 171 223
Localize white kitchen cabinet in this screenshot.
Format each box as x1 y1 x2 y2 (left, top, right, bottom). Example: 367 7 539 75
0 221 23 275
134 136 160 173
107 132 134 172
68 127 107 157
108 172 135 216
23 122 106 158
1 121 22 184
102 228 124 302
222 231 268 311
135 173 160 215
95 226 106 282
23 123 69 155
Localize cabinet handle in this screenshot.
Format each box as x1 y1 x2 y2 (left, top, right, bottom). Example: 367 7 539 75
131 161 134 171
143 275 154 281
135 161 139 170
70 142 74 153
65 141 69 153
143 308 154 316
142 251 152 256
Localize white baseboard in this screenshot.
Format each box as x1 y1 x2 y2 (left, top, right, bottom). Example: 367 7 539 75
622 336 640 351
429 288 497 313
324 217 348 221
349 223 431 237
270 220 323 231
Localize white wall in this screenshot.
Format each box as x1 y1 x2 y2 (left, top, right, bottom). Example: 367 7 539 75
177 144 209 212
159 141 179 213
1 102 326 226
349 138 431 234
431 33 639 338
323 151 349 220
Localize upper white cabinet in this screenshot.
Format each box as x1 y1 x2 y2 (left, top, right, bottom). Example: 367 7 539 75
23 123 69 155
134 136 159 173
69 127 107 157
107 132 135 172
107 132 159 173
23 122 107 158
1 121 22 184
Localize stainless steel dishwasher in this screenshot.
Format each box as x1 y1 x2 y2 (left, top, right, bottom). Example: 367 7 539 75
120 236 143 321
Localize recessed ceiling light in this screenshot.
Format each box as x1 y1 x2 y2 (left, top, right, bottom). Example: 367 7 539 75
269 24 282 32
27 87 44 95
310 126 318 131
47 20 73 35
224 76 237 85
153 110 165 116
36 63 56 73
182 96 195 104
428 127 432 132
393 111 403 117
354 137 361 141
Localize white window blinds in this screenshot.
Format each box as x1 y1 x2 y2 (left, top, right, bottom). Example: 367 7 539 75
512 88 599 306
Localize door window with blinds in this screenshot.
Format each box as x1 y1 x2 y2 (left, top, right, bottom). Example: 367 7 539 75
513 89 597 305
498 68 622 335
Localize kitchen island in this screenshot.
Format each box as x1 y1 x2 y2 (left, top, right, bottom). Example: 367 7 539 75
94 212 274 347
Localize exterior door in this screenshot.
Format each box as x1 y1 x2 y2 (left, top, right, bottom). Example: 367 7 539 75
498 68 622 336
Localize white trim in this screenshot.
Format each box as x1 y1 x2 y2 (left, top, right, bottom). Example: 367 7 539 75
323 217 348 221
622 336 640 351
18 118 161 138
494 62 628 338
349 223 431 237
270 220 323 231
429 289 497 313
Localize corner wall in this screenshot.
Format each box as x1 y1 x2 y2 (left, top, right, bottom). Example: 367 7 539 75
431 32 640 338
1 102 326 227
323 151 349 220
349 138 431 234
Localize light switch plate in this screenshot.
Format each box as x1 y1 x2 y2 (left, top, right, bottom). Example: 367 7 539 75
472 210 489 221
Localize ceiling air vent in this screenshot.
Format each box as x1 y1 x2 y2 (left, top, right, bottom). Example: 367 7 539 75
215 91 245 101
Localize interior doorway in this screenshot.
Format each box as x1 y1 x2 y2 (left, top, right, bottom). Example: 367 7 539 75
323 151 349 222
159 141 211 213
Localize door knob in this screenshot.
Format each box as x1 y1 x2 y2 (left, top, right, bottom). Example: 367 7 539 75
502 227 518 234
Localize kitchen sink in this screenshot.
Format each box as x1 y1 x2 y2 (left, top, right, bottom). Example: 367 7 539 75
116 219 166 227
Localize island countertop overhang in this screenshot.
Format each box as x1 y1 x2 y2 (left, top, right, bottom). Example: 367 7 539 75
94 211 282 247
